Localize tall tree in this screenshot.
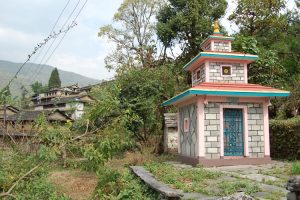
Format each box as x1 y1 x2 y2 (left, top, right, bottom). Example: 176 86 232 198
156 0 228 59
48 68 61 89
99 0 161 74
274 4 300 74
228 0 287 45
233 36 286 87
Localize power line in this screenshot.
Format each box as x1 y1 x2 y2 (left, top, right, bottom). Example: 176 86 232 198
0 0 72 93
30 0 82 82
23 0 72 79
45 0 89 65
31 0 89 82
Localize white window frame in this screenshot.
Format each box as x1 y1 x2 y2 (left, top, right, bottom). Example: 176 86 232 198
220 65 232 77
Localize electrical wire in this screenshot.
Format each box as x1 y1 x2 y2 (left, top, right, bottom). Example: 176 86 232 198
30 0 81 82
0 0 72 92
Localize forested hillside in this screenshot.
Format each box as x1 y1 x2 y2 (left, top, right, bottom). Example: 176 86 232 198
0 60 99 97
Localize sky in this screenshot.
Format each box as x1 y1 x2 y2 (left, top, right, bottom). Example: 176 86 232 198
0 0 296 81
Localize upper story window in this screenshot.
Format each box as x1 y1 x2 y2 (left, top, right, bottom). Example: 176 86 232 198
221 65 232 76
192 64 205 85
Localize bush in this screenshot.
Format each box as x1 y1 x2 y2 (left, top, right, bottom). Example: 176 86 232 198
88 67 176 146
270 117 300 160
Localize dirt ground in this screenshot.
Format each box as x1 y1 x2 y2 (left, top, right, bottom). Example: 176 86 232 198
48 169 98 200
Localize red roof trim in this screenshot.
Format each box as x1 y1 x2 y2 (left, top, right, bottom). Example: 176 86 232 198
192 82 286 92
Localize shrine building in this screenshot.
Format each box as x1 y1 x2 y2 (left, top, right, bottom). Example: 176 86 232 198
162 21 290 167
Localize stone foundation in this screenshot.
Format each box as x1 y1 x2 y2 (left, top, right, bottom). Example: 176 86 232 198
178 155 271 167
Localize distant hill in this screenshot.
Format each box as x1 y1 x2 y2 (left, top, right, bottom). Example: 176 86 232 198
0 60 100 97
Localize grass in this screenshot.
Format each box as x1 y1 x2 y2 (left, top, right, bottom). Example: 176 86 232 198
265 190 285 200
144 162 262 196
290 161 300 175
217 180 260 195
145 162 220 195
48 169 98 200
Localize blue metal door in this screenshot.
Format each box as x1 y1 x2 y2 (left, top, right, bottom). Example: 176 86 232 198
223 108 244 156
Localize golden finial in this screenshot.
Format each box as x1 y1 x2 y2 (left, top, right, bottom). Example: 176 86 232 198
213 20 220 33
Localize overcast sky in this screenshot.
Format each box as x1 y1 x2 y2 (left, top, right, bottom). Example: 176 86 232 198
0 0 296 80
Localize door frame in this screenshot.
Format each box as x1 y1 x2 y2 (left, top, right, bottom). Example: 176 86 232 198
220 104 249 157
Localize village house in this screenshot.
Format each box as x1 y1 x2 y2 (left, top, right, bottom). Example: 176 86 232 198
162 21 290 167
0 105 19 120
31 84 95 120
3 110 71 136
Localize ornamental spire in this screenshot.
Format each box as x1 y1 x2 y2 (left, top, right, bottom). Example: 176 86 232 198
213 20 220 33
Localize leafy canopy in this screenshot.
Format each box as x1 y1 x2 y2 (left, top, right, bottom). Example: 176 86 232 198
156 0 227 58
229 0 287 41
99 0 161 73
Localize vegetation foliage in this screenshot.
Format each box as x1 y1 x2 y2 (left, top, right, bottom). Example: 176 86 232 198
270 117 300 160
1 0 300 199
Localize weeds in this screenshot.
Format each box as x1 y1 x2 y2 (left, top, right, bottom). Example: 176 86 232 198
217 180 260 195
265 190 285 200
0 149 69 199
290 161 300 175
94 167 159 200
144 162 222 195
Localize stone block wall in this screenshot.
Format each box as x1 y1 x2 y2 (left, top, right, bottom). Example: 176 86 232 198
204 102 265 159
209 62 245 84
179 104 197 158
204 103 221 159
213 41 230 52
248 104 265 158
192 64 205 86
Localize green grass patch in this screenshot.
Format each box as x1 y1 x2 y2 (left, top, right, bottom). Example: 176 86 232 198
265 190 285 200
144 162 221 195
0 149 69 199
144 162 262 196
94 167 159 200
290 161 300 175
217 180 260 195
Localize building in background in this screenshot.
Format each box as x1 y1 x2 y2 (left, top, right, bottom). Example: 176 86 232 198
0 105 19 120
31 84 95 120
3 110 71 136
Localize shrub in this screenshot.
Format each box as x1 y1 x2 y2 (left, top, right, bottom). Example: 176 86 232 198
270 117 300 160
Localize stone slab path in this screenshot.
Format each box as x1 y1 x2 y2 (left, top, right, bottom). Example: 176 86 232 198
165 161 291 199
204 161 290 200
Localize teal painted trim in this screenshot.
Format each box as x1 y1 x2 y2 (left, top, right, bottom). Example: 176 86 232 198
183 53 202 70
162 90 290 106
200 35 235 46
183 53 258 70
162 90 191 106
